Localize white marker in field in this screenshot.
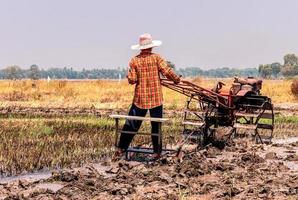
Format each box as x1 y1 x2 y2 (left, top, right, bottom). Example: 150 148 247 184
47 76 51 83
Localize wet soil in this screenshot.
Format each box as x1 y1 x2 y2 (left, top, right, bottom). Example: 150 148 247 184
0 138 297 200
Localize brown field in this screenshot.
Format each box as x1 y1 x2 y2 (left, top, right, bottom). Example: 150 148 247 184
0 78 296 109
0 78 297 199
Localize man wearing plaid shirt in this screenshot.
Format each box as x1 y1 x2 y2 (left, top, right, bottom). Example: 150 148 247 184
116 33 180 159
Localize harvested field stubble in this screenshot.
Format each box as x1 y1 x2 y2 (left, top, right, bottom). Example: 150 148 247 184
0 79 296 110
0 117 113 176
0 115 183 176
0 113 297 177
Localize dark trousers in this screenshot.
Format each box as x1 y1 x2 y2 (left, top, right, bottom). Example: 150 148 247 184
118 104 163 153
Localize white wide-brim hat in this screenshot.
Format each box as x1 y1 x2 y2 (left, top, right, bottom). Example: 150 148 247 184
131 33 162 50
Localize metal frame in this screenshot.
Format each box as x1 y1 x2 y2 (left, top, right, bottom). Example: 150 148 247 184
161 79 232 109
161 78 274 145
110 114 175 159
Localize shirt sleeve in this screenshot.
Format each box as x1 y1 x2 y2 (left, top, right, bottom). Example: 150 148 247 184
157 56 180 83
127 59 137 84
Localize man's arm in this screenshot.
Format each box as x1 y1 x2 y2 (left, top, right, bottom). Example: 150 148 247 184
158 56 180 84
127 61 137 84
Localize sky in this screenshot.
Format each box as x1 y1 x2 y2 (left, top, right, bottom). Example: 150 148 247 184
0 0 298 69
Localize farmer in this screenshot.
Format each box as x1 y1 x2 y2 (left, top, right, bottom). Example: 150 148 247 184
114 33 181 159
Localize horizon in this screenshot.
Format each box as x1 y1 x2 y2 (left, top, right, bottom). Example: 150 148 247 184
1 0 298 69
0 65 260 71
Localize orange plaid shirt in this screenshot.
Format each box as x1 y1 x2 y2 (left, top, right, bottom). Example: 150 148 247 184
127 51 180 109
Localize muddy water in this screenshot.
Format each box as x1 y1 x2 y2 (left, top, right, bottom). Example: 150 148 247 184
271 136 298 171
262 145 298 171
0 163 112 184
0 171 51 184
272 136 298 144
36 183 64 193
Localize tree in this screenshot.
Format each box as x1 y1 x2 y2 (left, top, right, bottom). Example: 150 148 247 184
281 65 298 77
259 64 272 78
4 65 22 80
282 54 298 77
0 69 5 79
284 54 298 66
271 62 281 78
258 64 264 74
29 64 40 80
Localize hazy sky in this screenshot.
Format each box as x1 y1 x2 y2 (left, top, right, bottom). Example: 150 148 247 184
0 0 298 69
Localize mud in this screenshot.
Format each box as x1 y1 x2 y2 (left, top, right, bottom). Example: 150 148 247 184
0 138 297 200
0 172 51 184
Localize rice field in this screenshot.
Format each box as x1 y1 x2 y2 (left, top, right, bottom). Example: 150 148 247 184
0 113 297 176
0 78 297 176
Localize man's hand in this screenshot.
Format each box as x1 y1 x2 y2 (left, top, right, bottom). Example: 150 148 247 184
174 75 182 84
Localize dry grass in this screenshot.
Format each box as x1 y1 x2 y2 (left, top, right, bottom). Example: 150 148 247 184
0 115 183 176
0 78 295 110
291 79 298 97
0 117 113 175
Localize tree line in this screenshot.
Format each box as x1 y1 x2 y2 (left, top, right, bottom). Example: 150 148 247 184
0 53 297 80
258 53 298 78
0 65 259 80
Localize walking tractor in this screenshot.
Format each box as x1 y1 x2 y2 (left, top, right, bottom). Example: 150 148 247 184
110 76 274 158
161 76 274 147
